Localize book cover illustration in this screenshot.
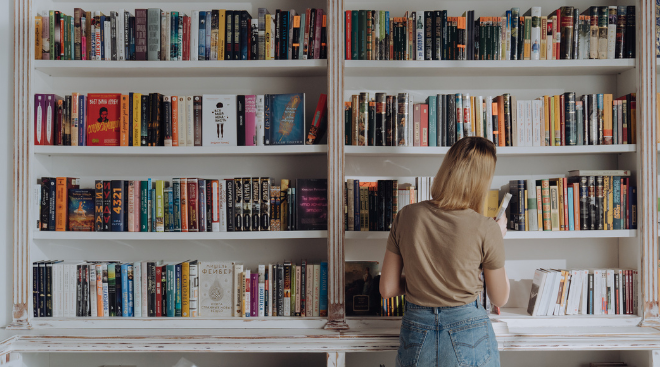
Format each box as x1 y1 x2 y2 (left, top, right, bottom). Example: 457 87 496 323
202 95 236 146
345 261 381 316
268 93 305 145
296 178 327 230
68 189 94 231
199 261 233 317
86 93 121 146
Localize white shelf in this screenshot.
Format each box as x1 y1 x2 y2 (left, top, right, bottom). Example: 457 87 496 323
345 145 636 157
33 60 328 78
32 230 328 240
345 230 636 240
344 59 636 77
492 308 642 329
34 145 328 157
28 317 328 329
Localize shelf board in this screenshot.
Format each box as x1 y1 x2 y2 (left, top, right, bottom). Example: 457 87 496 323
344 59 635 77
345 145 636 157
28 317 328 329
33 230 328 240
33 60 328 78
345 230 636 240
34 145 328 157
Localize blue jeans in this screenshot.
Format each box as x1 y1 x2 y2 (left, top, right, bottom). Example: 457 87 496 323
396 300 500 367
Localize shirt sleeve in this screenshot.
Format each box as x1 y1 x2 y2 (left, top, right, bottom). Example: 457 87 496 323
482 219 505 270
386 209 402 256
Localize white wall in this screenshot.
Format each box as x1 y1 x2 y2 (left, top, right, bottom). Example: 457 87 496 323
1 0 15 328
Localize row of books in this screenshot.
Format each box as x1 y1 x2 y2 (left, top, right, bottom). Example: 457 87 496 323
504 170 637 232
345 6 635 61
35 8 327 61
34 93 326 147
345 92 636 147
36 177 328 232
345 179 398 232
32 260 329 318
526 268 638 316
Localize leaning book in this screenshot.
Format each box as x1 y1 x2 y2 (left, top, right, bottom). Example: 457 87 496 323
199 261 233 317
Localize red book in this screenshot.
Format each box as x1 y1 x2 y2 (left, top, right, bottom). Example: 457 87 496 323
86 93 121 146
183 16 190 61
245 95 256 146
559 94 565 146
306 94 327 144
413 104 421 146
313 9 323 59
188 178 199 232
572 182 580 230
562 177 568 231
345 11 352 60
155 266 162 316
420 104 429 147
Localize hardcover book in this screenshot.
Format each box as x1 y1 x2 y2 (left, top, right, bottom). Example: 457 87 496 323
202 95 236 146
199 262 234 317
345 261 380 316
295 179 327 230
86 93 121 146
267 93 305 145
67 189 94 231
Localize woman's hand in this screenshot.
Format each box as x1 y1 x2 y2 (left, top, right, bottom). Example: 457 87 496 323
496 216 507 238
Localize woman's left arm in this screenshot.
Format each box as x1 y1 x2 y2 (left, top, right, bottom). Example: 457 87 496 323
380 249 406 299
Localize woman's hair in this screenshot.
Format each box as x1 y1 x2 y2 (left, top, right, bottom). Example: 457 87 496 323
430 137 497 214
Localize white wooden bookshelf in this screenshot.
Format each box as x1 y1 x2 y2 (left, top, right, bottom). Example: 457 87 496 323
8 0 660 366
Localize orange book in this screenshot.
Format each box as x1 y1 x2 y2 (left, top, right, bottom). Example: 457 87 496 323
180 177 189 232
553 95 561 146
96 264 104 316
491 102 499 145
631 96 636 144
543 95 550 146
497 96 505 146
171 95 179 146
603 93 613 145
556 178 564 231
55 177 68 231
119 95 129 146
562 177 569 231
572 182 580 231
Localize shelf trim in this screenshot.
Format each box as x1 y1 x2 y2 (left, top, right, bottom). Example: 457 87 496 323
32 230 328 240
345 145 637 156
345 230 636 240
33 145 328 156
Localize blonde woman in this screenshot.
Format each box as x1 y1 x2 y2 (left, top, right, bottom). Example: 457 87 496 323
381 137 509 367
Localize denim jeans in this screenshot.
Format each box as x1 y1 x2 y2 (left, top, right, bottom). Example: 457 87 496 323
396 300 500 367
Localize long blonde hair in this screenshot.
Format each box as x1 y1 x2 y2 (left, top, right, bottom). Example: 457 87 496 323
430 137 497 215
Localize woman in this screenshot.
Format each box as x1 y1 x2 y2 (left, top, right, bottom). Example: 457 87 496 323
381 137 509 367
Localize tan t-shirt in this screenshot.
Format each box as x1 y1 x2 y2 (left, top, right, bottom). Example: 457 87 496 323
386 201 505 307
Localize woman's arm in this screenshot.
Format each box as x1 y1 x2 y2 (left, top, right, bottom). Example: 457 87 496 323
484 267 510 307
380 249 406 299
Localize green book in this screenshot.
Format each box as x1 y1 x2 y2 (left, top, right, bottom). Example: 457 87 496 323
351 10 359 60
166 264 175 317
524 16 532 60
63 15 70 60
49 11 55 60
358 10 367 60
140 181 148 232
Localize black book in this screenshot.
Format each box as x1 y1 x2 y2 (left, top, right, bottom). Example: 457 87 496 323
384 180 393 231
103 180 111 231
320 15 327 59
162 96 172 146
295 179 327 230
237 95 246 145
226 179 234 231
385 95 394 146
108 264 116 316
260 178 270 231
149 93 161 146
587 176 596 230
423 11 432 60
140 95 149 146
45 261 53 317
40 178 51 231
110 180 125 232
375 93 385 146
353 180 360 231
198 179 207 232
432 11 442 60
504 94 513 146
128 93 133 145
466 10 474 60
587 273 594 314
33 262 40 317
147 262 156 317
564 92 577 146
129 16 136 60
280 11 290 60
206 180 213 232
368 186 377 231
48 178 56 230
161 265 167 315
277 263 284 316
94 180 104 231
595 176 604 230
225 10 232 60
76 264 82 317
234 11 241 60
243 178 252 231
123 180 129 232
446 95 456 146
252 178 260 231
508 181 519 230
367 99 375 146
309 9 317 59
240 11 250 60
110 11 117 60
626 6 635 58
579 176 589 230
114 264 122 316
84 264 90 316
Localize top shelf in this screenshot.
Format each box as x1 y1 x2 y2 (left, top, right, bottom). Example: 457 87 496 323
33 60 328 78
344 59 635 77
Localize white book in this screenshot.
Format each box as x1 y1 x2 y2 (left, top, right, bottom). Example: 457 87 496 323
559 272 570 315
537 270 556 316
189 261 199 317
527 269 547 316
545 270 562 316
178 96 186 147
202 95 237 146
313 264 320 317
133 262 141 317
566 270 582 315
617 269 623 315
186 96 194 146
233 264 243 317
117 10 125 61
526 179 538 231
102 264 109 317
104 20 111 60
190 11 199 61
416 11 424 60
165 12 171 61
197 262 232 317
65 264 73 317
525 100 533 147
218 180 227 232
89 264 97 317
532 99 542 147
546 18 554 61
593 269 602 315
258 264 265 317
51 263 58 317
606 7 616 59
255 95 265 146
530 7 541 60
141 261 148 317
606 269 615 315
485 96 493 142
580 270 589 315
516 101 525 147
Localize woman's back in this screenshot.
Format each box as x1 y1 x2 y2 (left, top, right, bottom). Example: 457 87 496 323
387 201 504 307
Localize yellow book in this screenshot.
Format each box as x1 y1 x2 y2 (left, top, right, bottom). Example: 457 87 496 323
543 96 550 146
265 14 272 60
132 93 141 146
553 95 560 146
483 189 499 217
181 261 190 317
603 94 613 144
536 185 543 231
557 178 564 231
156 180 164 232
120 95 129 146
35 16 43 59
218 10 226 60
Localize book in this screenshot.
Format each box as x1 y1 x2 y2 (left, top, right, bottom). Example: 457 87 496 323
199 262 233 317
345 261 381 316
267 93 305 145
202 95 236 146
68 189 94 231
86 93 121 146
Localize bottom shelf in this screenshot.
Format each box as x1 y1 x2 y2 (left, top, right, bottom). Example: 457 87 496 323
28 316 328 329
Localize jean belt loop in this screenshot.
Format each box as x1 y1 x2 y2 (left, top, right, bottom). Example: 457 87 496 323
474 299 479 308
434 307 439 315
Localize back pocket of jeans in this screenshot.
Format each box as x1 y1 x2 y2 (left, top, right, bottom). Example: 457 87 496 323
448 320 491 367
396 321 428 367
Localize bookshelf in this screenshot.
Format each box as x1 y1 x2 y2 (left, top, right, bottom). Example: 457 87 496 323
6 0 660 366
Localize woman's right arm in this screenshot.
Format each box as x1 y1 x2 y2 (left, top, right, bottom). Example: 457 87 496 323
484 267 510 307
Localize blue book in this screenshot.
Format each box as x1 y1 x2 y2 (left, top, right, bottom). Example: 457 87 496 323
198 11 206 60
588 273 594 314
78 94 86 146
205 12 211 60
167 188 174 232
267 93 305 145
100 15 105 60
171 12 179 60
175 263 182 316
121 264 129 317
629 186 637 229
427 96 437 147
240 11 249 60
567 187 575 231
319 262 328 317
166 264 175 317
173 179 181 232
127 264 134 317
146 178 152 232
